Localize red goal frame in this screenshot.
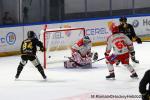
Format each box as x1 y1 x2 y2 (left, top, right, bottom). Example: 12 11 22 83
42 25 86 68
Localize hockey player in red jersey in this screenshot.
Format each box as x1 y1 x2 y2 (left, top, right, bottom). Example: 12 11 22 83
105 26 138 79
64 36 95 68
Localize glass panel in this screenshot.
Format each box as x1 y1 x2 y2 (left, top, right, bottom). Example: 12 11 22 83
111 0 133 16
87 0 109 12
112 0 132 10
135 0 150 8
1 0 19 25
22 0 42 24
65 0 85 14
134 0 150 14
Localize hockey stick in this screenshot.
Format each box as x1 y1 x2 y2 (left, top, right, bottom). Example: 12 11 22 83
92 57 105 63
92 54 118 63
64 56 105 66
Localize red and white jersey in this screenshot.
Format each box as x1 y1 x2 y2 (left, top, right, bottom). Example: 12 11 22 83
106 33 133 55
72 38 92 57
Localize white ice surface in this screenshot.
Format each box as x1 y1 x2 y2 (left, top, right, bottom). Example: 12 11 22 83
0 42 150 100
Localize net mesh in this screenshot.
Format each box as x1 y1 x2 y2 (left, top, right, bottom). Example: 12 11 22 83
38 28 85 68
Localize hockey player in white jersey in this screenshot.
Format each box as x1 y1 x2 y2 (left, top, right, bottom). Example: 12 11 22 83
105 26 138 79
64 36 96 68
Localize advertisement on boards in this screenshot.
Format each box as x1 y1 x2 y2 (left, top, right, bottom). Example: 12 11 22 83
0 27 23 53
1 15 150 55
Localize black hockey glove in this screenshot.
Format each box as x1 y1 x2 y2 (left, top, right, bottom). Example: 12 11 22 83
40 47 45 52
93 52 98 61
104 52 109 57
141 91 149 100
136 37 142 44
130 51 135 57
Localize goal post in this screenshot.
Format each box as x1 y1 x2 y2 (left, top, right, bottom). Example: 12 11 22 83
39 26 86 68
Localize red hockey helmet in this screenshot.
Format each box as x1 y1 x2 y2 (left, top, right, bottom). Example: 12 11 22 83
111 26 119 34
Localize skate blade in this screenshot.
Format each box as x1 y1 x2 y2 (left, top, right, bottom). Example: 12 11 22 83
14 78 19 81
106 77 115 80
42 78 48 82
115 65 121 67
132 60 139 64
131 77 139 79
133 62 139 64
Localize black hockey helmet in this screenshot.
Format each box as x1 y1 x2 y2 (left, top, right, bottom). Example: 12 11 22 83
119 16 127 22
27 31 35 38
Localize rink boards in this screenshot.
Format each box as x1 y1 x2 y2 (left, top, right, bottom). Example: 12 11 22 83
0 15 150 56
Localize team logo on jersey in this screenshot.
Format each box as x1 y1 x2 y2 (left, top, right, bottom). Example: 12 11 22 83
132 20 139 28
6 32 16 45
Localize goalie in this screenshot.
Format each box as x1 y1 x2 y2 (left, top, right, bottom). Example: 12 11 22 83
64 36 98 68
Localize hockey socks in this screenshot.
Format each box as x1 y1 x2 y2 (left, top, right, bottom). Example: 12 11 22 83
15 63 24 79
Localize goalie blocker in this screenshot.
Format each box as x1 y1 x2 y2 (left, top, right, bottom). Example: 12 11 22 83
64 36 98 68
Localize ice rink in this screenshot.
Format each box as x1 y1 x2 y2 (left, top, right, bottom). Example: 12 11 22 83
0 42 150 100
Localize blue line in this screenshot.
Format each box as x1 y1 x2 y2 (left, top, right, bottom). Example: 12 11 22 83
0 13 150 28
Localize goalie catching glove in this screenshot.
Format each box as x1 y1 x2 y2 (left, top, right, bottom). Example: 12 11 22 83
93 52 98 61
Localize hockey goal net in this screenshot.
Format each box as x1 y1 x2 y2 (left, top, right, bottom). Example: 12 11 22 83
38 26 86 68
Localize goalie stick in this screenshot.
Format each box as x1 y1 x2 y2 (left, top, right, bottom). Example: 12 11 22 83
92 57 105 63
64 56 105 67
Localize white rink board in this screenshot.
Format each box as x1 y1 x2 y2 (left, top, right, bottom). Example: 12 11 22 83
0 15 150 53
0 27 23 52
25 16 150 44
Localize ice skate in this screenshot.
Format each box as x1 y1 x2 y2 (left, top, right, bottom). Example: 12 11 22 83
106 73 115 80
43 75 47 79
130 73 138 79
131 58 139 64
14 74 20 81
116 60 120 66
15 74 19 79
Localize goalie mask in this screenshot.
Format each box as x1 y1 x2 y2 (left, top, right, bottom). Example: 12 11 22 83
27 31 36 38
83 36 91 44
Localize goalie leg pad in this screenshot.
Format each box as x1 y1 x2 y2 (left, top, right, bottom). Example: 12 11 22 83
80 63 92 68
81 56 92 65
72 52 82 64
64 60 77 68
